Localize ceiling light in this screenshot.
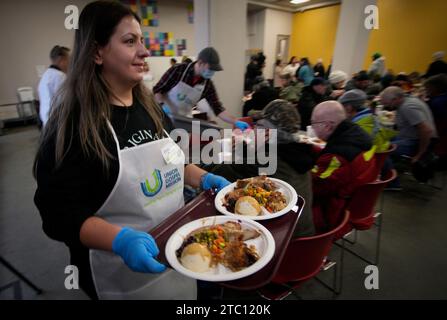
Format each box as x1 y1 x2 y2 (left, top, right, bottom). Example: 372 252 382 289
290 0 310 4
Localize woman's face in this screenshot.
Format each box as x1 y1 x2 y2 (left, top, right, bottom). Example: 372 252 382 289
96 16 149 87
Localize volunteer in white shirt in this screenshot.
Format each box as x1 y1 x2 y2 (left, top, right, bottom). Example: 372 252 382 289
37 45 70 126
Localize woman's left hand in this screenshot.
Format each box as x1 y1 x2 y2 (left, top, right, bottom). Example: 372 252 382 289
201 173 231 192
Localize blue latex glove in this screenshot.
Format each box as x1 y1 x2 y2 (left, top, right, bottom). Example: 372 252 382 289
201 173 231 192
162 104 172 116
235 120 250 131
112 227 166 273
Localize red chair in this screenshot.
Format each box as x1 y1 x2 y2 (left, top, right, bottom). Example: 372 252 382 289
374 143 397 175
258 210 350 300
336 169 398 265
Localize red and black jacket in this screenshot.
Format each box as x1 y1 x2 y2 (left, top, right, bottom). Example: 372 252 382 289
312 120 377 231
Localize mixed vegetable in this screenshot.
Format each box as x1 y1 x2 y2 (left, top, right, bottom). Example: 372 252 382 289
193 225 228 256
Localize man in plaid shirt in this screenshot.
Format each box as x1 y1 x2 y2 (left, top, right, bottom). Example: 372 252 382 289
153 47 249 130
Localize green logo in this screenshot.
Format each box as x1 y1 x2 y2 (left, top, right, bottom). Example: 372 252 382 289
140 169 163 197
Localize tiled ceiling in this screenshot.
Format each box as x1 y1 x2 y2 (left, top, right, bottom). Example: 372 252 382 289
248 0 340 13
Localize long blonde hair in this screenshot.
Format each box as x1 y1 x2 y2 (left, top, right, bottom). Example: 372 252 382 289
34 1 163 175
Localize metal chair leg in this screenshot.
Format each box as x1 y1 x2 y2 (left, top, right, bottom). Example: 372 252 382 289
0 281 23 299
332 238 345 295
338 223 381 266
0 256 42 295
342 230 358 245
374 213 383 265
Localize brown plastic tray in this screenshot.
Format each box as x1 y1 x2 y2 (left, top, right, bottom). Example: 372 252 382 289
150 189 305 291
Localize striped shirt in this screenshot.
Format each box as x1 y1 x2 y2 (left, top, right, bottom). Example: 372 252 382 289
153 62 225 115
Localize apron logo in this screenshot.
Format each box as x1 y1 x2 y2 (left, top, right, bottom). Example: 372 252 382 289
177 93 187 102
164 168 181 188
140 169 163 197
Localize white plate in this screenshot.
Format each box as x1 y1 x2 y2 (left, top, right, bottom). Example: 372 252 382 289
165 216 275 282
309 137 326 148
214 178 298 220
298 135 326 148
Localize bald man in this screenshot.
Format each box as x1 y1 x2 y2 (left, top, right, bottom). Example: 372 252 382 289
310 101 377 231
379 86 437 187
380 86 436 164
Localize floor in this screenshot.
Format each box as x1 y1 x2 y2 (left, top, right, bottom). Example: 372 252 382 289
1 126 446 300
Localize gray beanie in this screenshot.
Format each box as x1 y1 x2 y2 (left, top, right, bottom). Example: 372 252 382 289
338 89 367 110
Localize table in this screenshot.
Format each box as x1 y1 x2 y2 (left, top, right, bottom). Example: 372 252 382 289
150 189 305 291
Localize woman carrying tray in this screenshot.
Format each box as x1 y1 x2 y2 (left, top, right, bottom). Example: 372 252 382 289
33 1 229 300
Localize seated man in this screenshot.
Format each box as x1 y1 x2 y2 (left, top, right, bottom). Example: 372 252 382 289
339 89 396 153
311 101 376 232
344 71 371 92
297 77 330 130
38 45 70 127
242 76 279 116
380 86 437 186
328 70 348 99
380 87 437 162
278 73 304 104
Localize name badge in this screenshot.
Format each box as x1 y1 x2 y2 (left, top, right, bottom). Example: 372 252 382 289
161 142 184 165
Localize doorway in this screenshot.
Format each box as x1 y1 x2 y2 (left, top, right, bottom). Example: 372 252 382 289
275 35 290 67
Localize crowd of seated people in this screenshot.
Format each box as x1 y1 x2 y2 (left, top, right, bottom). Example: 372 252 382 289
233 50 446 236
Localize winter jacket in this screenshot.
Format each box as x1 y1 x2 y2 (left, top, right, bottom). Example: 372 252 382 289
297 65 314 86
368 57 386 77
352 108 397 153
312 120 377 232
279 81 304 103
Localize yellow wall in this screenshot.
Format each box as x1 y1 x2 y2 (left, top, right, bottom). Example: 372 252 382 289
364 0 447 74
290 5 340 66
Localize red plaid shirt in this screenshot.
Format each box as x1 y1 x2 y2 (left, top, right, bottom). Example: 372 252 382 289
153 62 225 115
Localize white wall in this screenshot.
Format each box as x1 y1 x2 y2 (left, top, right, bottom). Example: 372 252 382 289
210 0 247 120
0 0 195 105
0 0 89 105
144 56 194 90
332 0 377 76
247 10 265 56
195 0 247 122
194 0 210 53
262 9 293 80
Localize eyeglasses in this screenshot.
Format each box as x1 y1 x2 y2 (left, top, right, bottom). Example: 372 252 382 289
311 120 333 127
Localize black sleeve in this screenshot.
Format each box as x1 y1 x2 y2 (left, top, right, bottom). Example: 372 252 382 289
297 94 314 130
162 110 175 132
34 134 118 247
277 143 315 174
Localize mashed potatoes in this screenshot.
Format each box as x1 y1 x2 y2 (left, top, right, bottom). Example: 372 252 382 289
180 243 212 272
235 196 262 216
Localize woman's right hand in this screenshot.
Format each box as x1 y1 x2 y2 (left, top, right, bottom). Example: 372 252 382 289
112 227 166 273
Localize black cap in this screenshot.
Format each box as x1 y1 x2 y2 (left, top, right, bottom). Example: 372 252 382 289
354 70 370 81
198 47 223 71
310 77 326 86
